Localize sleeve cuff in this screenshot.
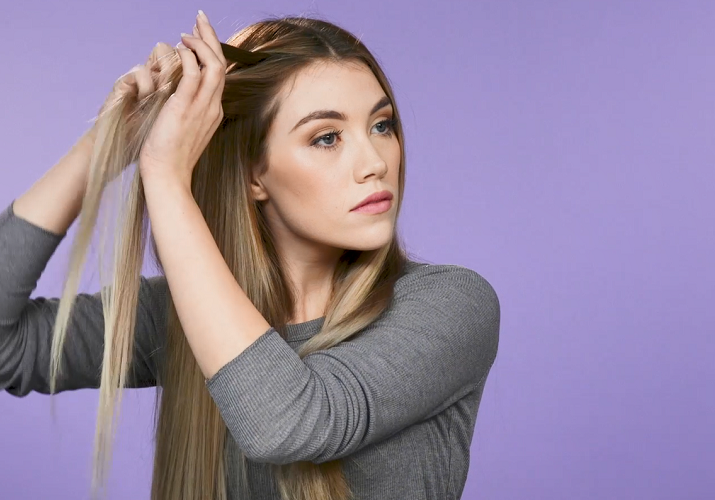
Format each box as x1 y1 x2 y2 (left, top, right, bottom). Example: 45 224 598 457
0 200 66 288
1 200 67 240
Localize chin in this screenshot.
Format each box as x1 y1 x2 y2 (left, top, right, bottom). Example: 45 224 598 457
340 230 395 252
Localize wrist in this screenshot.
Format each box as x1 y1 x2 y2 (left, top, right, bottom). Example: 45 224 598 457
141 168 193 197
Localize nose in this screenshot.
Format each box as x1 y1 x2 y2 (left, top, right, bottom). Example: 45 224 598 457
354 136 389 182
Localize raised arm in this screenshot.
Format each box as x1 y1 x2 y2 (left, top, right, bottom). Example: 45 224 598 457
2 45 181 397
0 201 168 396
1 127 167 396
11 127 95 236
206 264 500 464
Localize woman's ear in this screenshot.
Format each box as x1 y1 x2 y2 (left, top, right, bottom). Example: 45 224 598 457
250 174 269 201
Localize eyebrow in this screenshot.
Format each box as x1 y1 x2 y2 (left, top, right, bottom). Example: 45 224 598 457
290 95 393 133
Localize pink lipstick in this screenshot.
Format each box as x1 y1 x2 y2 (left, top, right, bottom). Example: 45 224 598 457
351 190 394 213
352 199 392 214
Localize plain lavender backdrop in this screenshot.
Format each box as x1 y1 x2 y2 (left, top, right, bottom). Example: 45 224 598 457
1 0 713 499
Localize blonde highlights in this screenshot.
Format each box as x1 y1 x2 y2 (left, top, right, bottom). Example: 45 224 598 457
50 16 410 500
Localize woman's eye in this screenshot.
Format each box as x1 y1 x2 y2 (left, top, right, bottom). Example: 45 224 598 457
311 130 342 149
311 119 396 150
318 133 337 146
373 118 396 135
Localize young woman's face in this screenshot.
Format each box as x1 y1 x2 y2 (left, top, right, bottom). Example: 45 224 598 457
252 60 401 257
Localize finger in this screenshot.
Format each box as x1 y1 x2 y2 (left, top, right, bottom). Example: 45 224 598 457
116 66 140 93
179 35 225 107
102 66 140 116
146 42 176 92
156 42 175 56
194 11 227 104
156 42 176 59
172 40 201 105
195 11 227 67
133 65 155 100
146 42 174 80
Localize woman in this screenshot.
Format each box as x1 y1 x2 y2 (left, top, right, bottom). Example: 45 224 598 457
0 11 500 500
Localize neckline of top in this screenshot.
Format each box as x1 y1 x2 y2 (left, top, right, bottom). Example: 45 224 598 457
282 259 429 341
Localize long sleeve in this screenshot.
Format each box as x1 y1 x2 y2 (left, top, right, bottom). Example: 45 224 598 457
206 264 500 465
0 201 166 396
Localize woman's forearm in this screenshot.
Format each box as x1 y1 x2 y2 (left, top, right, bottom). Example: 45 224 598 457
142 176 271 379
12 127 96 236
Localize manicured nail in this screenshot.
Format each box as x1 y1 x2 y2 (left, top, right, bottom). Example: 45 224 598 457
180 32 192 39
193 24 199 37
198 10 208 22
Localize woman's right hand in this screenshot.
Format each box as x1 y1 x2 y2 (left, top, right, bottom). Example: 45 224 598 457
87 42 176 144
76 41 178 194
11 43 180 235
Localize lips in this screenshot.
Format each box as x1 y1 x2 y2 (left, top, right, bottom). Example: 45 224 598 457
351 190 394 211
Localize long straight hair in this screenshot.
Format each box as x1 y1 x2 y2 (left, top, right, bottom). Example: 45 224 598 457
49 16 410 500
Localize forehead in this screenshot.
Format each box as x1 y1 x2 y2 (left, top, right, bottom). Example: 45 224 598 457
274 60 387 122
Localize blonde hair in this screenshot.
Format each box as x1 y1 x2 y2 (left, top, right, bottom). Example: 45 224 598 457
49 16 411 500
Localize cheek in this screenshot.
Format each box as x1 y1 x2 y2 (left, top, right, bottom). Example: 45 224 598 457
387 139 402 176
272 162 344 225
269 149 320 204
314 173 348 216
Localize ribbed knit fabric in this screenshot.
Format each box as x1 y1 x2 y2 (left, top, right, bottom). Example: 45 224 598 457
0 200 500 499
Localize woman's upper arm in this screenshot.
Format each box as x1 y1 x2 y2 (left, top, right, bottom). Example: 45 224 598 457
206 264 501 464
0 201 169 396
303 265 502 459
0 275 168 396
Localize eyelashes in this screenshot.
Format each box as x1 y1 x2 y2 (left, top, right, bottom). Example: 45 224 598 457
311 129 344 151
310 118 399 151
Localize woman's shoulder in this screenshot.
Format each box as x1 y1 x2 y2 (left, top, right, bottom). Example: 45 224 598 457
138 259 500 327
367 257 500 373
399 258 499 309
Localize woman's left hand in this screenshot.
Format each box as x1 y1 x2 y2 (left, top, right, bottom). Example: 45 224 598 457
139 10 227 191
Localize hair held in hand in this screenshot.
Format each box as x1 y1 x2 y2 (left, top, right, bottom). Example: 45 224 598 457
48 16 409 500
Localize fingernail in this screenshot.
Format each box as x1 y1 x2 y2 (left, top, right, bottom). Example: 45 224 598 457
198 10 208 22
193 24 199 36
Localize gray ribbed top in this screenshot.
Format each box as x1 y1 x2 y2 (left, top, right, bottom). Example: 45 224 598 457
0 200 500 499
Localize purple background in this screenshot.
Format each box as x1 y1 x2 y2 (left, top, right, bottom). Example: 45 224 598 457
2 0 713 498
